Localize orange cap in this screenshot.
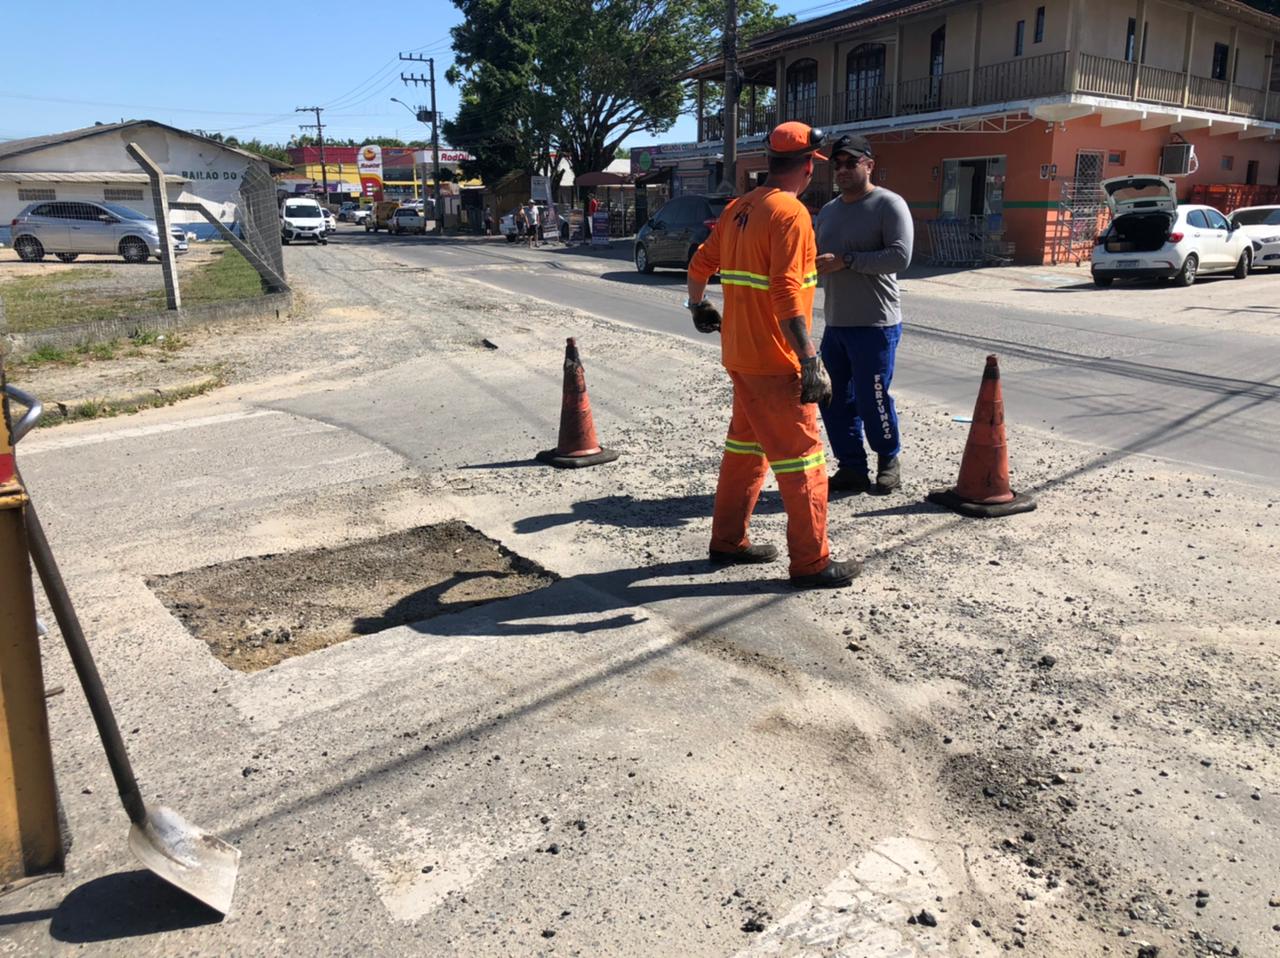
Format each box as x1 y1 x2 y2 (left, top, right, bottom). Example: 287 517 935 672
766 121 828 161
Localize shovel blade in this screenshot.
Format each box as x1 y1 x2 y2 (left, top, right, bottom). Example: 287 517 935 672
127 806 240 916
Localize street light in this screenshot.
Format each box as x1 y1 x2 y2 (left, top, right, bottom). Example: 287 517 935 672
390 98 438 221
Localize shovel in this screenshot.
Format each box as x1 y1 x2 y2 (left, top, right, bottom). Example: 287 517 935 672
20 485 241 915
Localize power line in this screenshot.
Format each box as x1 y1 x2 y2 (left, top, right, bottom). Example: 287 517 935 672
400 53 443 234
296 106 329 198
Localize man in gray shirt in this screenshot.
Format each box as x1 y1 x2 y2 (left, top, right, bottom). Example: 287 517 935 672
815 133 913 495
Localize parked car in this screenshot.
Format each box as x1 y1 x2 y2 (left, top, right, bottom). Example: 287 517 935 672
349 207 371 226
323 208 337 234
389 206 427 235
337 201 359 222
364 200 401 232
634 193 731 273
280 197 328 245
1226 205 1280 271
1091 176 1252 287
10 200 188 264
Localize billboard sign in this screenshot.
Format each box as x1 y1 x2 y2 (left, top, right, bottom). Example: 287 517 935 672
530 175 552 203
357 144 384 201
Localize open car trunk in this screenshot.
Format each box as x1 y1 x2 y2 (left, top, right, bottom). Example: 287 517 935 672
1104 212 1174 253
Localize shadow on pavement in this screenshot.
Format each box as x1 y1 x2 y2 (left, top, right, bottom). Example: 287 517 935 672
513 491 784 534
48 870 221 943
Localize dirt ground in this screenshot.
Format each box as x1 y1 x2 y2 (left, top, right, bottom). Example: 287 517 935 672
148 520 557 671
6 236 1278 956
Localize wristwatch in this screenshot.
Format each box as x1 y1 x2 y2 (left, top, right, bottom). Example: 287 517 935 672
842 252 855 269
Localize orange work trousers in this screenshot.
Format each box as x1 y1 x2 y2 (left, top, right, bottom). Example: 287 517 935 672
710 370 831 577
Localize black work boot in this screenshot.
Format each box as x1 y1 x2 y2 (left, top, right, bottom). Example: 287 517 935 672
874 455 901 495
709 543 779 565
790 557 863 589
829 467 872 494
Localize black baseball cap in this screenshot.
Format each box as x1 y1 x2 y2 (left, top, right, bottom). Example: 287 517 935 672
831 134 873 160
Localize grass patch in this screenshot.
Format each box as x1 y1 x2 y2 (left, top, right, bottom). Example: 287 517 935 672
181 247 264 305
1 244 266 333
38 373 227 428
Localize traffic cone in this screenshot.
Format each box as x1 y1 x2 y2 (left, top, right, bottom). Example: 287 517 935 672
536 338 619 469
926 354 1036 518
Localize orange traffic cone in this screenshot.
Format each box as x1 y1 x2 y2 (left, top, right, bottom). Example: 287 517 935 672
926 354 1036 518
536 338 620 469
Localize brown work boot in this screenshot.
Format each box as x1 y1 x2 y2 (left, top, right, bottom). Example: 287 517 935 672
829 467 872 495
790 557 863 589
709 543 779 565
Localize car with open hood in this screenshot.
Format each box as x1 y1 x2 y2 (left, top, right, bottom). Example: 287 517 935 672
1226 205 1280 271
1091 175 1253 287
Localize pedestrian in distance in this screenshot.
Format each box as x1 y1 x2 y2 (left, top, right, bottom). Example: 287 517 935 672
483 208 493 236
814 134 914 496
515 205 528 240
685 121 862 590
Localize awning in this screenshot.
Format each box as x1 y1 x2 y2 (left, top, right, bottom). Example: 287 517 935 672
0 171 187 184
575 171 631 187
635 166 673 186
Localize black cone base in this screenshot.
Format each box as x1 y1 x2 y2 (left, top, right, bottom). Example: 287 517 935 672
536 447 620 469
925 487 1037 518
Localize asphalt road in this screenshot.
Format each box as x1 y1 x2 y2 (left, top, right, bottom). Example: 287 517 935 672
344 229 1280 487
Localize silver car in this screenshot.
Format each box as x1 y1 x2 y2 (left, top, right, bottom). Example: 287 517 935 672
10 200 189 264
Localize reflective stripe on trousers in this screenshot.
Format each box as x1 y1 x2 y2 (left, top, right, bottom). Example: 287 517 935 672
711 371 830 577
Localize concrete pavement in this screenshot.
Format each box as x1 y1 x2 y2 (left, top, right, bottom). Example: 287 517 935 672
1 237 1277 957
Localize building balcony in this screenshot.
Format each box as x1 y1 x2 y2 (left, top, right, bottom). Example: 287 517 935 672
698 50 1279 143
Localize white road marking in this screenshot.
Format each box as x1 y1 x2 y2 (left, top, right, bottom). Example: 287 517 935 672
20 409 285 455
349 816 543 922
735 837 988 957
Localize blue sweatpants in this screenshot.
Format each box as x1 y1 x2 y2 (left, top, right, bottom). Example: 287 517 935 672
818 324 902 472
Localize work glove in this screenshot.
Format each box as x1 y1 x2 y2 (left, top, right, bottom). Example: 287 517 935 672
799 356 832 406
689 300 722 335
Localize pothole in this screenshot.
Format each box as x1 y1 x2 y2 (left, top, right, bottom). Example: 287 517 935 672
147 521 556 672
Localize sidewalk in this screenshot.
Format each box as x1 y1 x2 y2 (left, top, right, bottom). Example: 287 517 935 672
2 241 1277 956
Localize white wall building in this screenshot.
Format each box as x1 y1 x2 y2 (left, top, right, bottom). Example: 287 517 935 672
0 120 288 245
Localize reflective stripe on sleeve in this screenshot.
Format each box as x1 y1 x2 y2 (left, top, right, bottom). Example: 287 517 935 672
770 450 827 474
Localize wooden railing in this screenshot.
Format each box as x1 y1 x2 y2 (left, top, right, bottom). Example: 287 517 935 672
1188 75 1229 112
1230 85 1266 119
1138 64 1184 106
1078 53 1134 98
973 51 1067 103
896 70 969 115
698 49 1278 144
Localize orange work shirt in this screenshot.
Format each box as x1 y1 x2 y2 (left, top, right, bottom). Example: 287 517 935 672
688 186 818 376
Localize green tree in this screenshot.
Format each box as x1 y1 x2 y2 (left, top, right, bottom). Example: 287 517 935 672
445 0 789 181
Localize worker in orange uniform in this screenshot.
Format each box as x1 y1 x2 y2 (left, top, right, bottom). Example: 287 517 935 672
685 122 862 589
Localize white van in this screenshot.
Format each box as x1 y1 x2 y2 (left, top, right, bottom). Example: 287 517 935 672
280 197 328 245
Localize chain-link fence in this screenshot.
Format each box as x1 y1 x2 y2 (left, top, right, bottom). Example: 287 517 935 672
236 164 285 282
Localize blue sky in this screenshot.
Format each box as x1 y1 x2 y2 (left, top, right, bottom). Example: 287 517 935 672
0 0 846 149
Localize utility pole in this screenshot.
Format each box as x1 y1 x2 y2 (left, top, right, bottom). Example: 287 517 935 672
296 106 328 200
722 0 738 194
400 54 443 234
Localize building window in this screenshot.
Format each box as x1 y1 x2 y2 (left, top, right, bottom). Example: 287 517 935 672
104 187 144 201
1015 20 1025 57
785 58 819 122
1212 43 1230 81
1246 159 1259 185
845 43 886 120
1221 155 1234 171
1125 19 1136 62
930 25 946 78
1034 6 1045 43
1108 150 1126 165
17 187 56 202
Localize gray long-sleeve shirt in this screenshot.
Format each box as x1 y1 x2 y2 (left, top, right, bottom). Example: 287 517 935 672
815 187 913 328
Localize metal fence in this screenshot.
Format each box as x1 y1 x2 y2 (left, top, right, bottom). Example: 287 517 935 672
236 164 285 282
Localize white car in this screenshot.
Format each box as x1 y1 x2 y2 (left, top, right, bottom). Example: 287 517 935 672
349 207 371 225
1227 205 1280 271
280 197 328 245
323 209 337 234
1091 175 1252 287
389 207 426 235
